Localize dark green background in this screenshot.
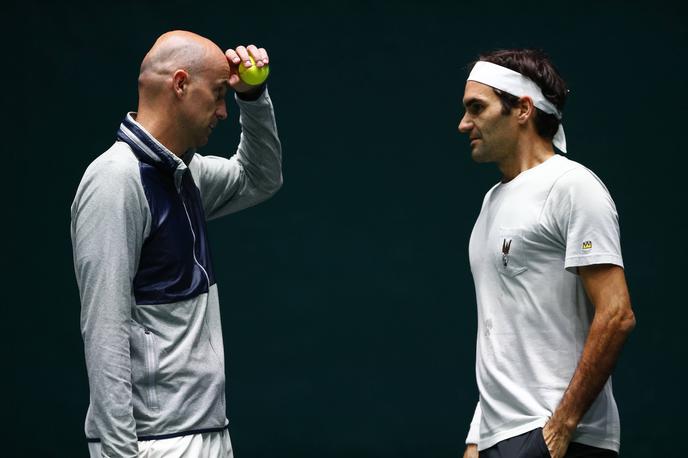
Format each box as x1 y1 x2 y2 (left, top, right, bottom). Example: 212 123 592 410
8 1 687 456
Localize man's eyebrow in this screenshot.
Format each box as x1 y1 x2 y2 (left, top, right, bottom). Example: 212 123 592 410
214 81 230 95
463 97 485 108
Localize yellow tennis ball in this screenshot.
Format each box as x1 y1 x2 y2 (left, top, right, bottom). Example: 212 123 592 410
238 55 270 86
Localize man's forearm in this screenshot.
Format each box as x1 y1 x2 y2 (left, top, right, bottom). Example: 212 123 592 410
542 265 635 458
199 89 282 220
235 87 282 195
549 300 635 431
463 444 478 458
549 265 635 434
83 322 138 457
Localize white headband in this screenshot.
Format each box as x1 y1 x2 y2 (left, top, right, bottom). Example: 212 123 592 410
467 61 567 153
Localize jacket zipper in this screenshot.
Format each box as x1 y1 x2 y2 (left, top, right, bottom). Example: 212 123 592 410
143 328 160 410
179 177 221 366
180 186 211 289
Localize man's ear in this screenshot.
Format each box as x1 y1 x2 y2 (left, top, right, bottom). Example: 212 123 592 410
517 96 535 125
172 69 190 98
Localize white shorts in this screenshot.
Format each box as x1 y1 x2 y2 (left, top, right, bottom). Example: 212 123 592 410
88 428 233 458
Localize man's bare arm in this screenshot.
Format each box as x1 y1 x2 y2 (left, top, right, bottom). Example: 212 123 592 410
462 444 478 458
543 264 636 458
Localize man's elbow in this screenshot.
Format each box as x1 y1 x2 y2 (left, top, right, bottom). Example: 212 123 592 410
616 306 636 336
265 173 283 197
622 309 636 334
274 173 284 194
253 173 283 203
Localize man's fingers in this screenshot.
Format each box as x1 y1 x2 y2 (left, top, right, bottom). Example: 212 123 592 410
235 45 252 67
225 49 241 66
258 47 269 65
247 44 270 67
227 45 270 69
246 44 261 67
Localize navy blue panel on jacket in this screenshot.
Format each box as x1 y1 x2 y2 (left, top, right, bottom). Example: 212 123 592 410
116 116 216 305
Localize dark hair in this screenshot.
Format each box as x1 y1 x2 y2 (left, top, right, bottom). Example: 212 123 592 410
471 49 568 140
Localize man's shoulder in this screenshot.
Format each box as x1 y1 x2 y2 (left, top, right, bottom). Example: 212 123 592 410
550 156 608 191
545 156 612 207
84 141 140 179
545 154 586 178
75 142 144 202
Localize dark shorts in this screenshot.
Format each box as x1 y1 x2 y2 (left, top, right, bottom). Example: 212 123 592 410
479 428 618 458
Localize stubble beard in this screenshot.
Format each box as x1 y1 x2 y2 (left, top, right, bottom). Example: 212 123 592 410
471 144 493 163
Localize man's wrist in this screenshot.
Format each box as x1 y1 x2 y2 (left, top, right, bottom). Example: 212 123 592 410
236 83 266 101
548 412 578 436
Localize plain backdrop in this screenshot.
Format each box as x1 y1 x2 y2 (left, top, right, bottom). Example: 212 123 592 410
7 1 687 456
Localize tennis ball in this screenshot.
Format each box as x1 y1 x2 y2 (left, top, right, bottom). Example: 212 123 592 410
238 55 270 86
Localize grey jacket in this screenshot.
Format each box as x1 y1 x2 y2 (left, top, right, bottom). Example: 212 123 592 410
71 89 282 457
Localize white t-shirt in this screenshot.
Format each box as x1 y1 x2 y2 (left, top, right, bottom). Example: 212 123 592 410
465 154 624 452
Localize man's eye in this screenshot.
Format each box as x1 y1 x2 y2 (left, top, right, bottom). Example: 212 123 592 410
469 103 483 114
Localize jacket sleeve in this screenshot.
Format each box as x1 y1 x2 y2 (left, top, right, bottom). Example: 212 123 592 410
71 156 148 457
192 87 283 220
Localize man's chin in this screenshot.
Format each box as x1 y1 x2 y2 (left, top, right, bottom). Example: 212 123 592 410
471 148 491 163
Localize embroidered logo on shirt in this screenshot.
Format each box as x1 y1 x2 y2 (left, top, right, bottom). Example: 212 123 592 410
502 239 512 267
582 240 593 251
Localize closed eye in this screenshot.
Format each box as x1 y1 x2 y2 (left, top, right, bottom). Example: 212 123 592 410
215 87 227 101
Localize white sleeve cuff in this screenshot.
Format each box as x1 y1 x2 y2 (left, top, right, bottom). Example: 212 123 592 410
465 401 481 445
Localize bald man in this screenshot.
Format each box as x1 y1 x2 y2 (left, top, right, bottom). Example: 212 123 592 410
71 31 282 457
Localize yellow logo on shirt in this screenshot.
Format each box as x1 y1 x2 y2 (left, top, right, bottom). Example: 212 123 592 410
582 241 593 250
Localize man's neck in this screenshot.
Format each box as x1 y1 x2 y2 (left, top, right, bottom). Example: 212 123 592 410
134 109 187 157
498 136 555 183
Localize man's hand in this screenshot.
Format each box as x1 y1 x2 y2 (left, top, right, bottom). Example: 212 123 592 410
543 418 573 458
462 444 478 458
225 45 269 95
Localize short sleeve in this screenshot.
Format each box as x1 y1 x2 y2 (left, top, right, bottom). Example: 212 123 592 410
465 400 481 445
543 167 624 274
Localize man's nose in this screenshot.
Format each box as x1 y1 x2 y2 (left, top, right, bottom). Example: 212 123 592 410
458 113 472 133
216 100 228 120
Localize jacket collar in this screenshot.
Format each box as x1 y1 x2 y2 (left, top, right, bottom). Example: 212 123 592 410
116 113 195 190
